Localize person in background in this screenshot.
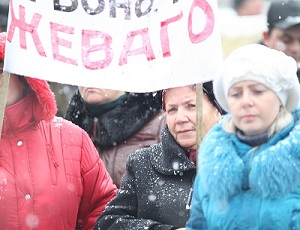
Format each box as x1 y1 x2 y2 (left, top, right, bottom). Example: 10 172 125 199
218 0 267 58
0 0 8 32
49 82 77 117
93 81 224 230
65 87 165 188
234 0 265 16
262 0 300 81
186 44 300 229
0 32 117 230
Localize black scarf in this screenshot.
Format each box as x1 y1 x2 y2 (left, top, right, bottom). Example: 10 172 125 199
65 90 162 148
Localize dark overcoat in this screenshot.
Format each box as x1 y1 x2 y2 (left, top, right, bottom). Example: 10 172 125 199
94 125 196 230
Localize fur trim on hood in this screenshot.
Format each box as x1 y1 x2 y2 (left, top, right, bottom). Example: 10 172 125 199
0 32 57 121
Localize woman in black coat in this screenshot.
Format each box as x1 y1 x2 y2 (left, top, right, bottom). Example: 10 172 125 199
94 82 224 230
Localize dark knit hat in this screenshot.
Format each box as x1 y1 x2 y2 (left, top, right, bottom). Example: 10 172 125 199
267 0 300 30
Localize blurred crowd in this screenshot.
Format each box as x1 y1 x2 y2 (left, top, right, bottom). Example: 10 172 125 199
218 0 269 57
0 1 8 33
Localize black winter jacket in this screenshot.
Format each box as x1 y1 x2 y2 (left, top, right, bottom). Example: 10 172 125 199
94 124 196 230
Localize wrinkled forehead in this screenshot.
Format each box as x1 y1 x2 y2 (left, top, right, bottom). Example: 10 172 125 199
162 85 196 110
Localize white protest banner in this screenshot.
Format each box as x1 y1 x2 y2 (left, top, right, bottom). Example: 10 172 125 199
4 0 222 92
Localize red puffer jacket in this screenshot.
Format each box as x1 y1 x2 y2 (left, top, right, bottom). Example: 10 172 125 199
0 33 117 230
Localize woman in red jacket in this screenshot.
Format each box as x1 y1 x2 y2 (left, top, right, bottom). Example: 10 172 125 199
0 32 117 230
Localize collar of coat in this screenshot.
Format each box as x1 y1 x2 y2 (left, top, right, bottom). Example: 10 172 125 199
3 78 56 137
151 125 196 175
65 90 163 147
198 109 300 201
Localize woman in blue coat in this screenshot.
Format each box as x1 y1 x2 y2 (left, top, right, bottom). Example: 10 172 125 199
186 44 300 230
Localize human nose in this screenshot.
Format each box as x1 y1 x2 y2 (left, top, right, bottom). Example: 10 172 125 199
175 108 189 123
241 92 254 107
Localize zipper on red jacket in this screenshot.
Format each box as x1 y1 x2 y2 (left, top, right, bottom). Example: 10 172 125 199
46 144 59 185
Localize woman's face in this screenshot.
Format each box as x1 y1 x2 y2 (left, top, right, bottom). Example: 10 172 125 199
227 80 281 136
164 86 220 150
0 62 24 107
78 86 125 104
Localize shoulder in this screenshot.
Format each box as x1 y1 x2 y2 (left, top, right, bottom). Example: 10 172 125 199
198 117 239 167
139 110 165 135
127 143 162 167
200 118 230 150
64 90 89 124
279 108 300 141
149 110 165 124
293 106 300 116
48 116 90 147
293 107 300 126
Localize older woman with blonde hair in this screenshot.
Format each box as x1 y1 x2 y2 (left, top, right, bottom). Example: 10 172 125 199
186 44 300 230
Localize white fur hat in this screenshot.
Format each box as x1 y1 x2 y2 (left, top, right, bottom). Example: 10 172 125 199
213 44 300 112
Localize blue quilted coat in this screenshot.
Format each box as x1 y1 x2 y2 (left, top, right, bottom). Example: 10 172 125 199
186 108 300 230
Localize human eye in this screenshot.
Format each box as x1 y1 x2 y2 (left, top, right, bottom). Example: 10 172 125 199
253 89 264 95
182 101 196 111
252 85 266 95
228 91 240 98
280 35 292 45
187 103 196 109
167 107 177 114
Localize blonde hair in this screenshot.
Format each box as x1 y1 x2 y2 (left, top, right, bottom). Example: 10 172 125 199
223 107 293 138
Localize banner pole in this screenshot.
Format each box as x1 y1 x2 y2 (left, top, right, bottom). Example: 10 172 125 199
196 83 203 170
0 71 10 139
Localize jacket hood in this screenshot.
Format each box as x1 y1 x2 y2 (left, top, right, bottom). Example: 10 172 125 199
0 32 57 121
